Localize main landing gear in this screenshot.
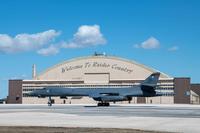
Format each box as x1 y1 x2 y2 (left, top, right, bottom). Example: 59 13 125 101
97 102 110 106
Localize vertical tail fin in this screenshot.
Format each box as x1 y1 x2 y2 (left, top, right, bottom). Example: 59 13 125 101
142 72 160 87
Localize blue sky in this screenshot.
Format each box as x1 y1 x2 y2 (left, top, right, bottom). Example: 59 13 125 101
0 0 200 98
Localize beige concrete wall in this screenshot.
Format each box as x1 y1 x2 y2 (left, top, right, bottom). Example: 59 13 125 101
84 73 109 84
23 97 97 104
146 96 174 104
23 96 175 104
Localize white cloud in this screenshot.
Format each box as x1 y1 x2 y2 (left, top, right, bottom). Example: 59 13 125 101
37 45 59 56
0 30 60 53
134 37 160 49
168 46 179 51
62 25 106 48
0 25 106 56
9 74 29 80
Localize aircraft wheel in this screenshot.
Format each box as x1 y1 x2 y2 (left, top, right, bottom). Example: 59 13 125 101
98 103 102 106
105 103 110 106
48 96 52 106
48 102 52 106
97 102 110 106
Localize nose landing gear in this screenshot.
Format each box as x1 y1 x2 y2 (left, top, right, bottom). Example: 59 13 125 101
48 96 52 106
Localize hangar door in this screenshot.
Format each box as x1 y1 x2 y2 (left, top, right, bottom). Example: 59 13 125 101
84 73 109 84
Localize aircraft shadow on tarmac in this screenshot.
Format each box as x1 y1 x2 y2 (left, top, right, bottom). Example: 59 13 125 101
83 105 157 108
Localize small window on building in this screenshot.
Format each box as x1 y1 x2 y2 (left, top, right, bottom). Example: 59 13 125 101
16 96 20 101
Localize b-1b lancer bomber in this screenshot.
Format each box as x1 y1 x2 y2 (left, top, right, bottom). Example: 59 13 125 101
28 72 170 106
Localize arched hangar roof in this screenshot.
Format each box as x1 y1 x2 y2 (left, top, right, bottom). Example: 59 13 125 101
36 55 171 81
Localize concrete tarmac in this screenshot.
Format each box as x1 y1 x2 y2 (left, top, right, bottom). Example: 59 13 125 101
0 104 200 133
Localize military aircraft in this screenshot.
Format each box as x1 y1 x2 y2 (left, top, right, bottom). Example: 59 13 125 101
28 72 170 106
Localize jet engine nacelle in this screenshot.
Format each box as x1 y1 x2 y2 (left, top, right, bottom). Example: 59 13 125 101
94 95 129 102
60 96 68 99
38 95 46 98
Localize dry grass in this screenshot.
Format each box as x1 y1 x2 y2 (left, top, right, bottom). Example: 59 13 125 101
0 126 173 133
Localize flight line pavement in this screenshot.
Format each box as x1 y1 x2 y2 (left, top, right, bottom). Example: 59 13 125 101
0 104 200 133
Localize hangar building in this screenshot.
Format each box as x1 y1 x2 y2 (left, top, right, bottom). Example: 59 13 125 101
7 54 200 104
